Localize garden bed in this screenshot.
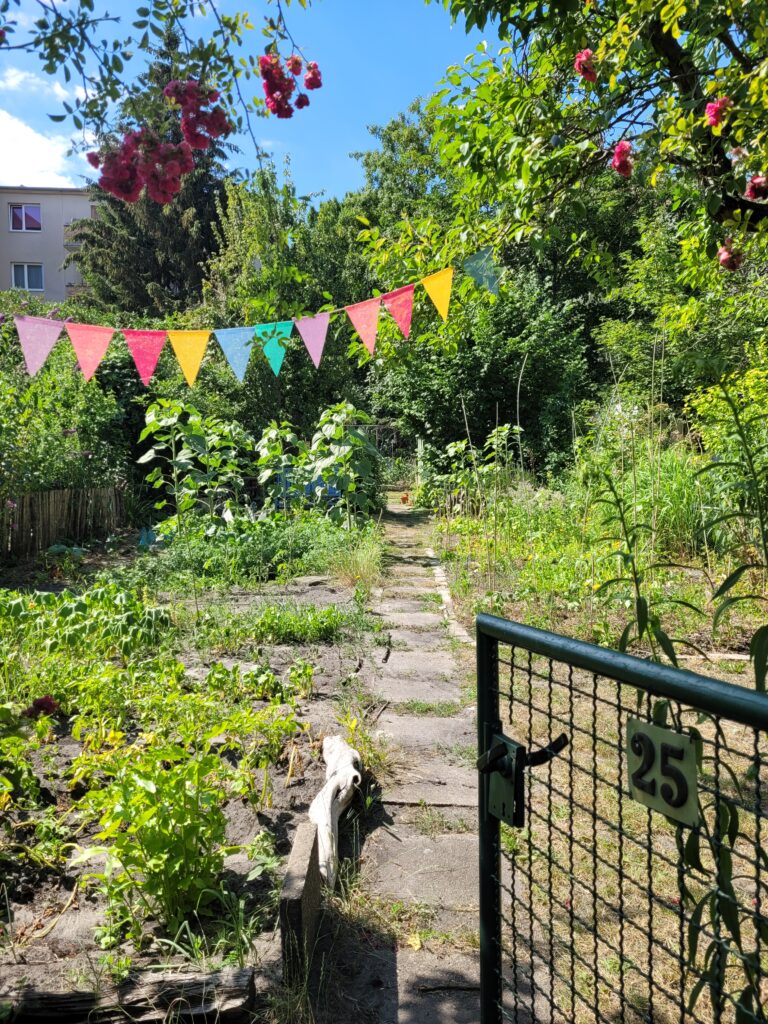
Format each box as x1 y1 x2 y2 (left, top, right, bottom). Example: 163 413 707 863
0 571 375 1017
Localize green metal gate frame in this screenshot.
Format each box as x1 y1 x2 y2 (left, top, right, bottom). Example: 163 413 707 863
477 612 768 1024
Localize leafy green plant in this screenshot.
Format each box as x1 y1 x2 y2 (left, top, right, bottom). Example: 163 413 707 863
75 738 232 945
305 403 381 528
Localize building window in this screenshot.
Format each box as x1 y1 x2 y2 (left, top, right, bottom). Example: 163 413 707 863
9 203 42 231
12 263 44 291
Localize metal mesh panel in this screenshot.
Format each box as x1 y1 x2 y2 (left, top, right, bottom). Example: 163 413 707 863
477 616 768 1024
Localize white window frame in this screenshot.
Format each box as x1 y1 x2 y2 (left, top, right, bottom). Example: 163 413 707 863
9 203 42 232
12 263 45 292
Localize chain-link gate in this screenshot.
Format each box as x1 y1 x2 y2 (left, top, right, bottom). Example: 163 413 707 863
477 613 768 1024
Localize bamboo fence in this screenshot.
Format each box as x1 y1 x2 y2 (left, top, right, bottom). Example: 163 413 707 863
0 486 122 561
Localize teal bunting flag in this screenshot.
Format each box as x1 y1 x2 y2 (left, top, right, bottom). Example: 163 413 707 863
464 248 501 295
256 321 294 376
213 326 257 382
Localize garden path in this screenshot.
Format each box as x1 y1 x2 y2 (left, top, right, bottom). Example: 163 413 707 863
352 497 481 1023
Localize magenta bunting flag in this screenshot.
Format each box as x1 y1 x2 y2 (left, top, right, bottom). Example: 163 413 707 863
345 298 381 355
65 323 115 381
123 329 167 386
14 316 64 375
382 284 415 339
294 312 330 368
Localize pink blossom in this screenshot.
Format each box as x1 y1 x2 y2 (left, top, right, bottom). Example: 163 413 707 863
304 61 322 90
295 93 310 110
611 139 633 177
718 239 742 271
705 96 732 127
574 49 597 82
745 174 768 201
286 54 303 75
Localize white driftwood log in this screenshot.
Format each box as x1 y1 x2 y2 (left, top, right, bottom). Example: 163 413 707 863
308 735 362 888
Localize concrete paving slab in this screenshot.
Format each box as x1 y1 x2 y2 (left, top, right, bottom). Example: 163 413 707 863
387 565 433 578
380 651 456 678
365 832 479 909
396 949 481 1024
373 711 474 750
378 612 446 629
376 599 439 615
384 762 477 808
369 673 460 704
386 628 449 651
380 586 435 600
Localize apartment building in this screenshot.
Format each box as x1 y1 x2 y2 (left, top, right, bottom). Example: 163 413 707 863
0 185 93 302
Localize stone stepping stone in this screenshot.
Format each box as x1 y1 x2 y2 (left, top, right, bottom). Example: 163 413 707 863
380 650 456 678
378 611 445 629
383 762 477 808
395 949 481 1024
365 832 479 910
388 564 433 578
387 628 449 651
375 599 438 615
370 672 458 704
374 711 474 750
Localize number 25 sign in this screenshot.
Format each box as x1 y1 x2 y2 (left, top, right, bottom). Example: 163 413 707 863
627 719 699 827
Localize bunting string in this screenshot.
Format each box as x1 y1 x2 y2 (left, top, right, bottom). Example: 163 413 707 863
11 267 456 385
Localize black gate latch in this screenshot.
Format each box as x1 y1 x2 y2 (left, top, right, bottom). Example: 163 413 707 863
478 732 569 828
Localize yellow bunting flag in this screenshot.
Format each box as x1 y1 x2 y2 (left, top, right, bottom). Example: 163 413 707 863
421 267 454 322
167 330 210 387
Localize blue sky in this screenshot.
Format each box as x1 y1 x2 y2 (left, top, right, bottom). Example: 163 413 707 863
0 0 488 197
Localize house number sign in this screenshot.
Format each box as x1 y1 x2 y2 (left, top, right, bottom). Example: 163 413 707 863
627 718 699 827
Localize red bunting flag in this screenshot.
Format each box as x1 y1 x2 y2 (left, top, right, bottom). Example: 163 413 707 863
294 312 331 368
382 284 415 339
123 330 167 386
345 298 381 355
65 323 115 381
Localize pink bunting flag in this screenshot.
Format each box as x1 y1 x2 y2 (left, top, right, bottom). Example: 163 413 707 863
123 329 167 386
14 316 64 375
345 298 381 355
382 284 415 339
65 323 115 381
294 312 331 368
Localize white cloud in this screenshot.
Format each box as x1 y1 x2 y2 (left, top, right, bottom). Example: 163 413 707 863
0 66 71 102
0 109 78 187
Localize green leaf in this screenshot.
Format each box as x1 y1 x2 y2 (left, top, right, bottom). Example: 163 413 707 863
684 829 705 872
750 624 768 693
713 564 759 601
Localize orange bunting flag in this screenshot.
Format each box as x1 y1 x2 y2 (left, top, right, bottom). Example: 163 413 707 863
167 330 210 386
421 267 454 322
382 284 415 339
345 297 381 355
65 323 114 381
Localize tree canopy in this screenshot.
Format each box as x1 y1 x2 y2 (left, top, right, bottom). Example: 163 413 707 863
430 0 768 271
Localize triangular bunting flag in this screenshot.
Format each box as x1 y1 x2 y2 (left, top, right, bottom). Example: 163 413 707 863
167 330 210 387
254 321 294 377
14 316 64 376
464 248 501 295
123 329 166 386
213 327 257 382
382 284 415 339
422 267 454 322
345 298 381 355
65 323 114 381
294 312 330 369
